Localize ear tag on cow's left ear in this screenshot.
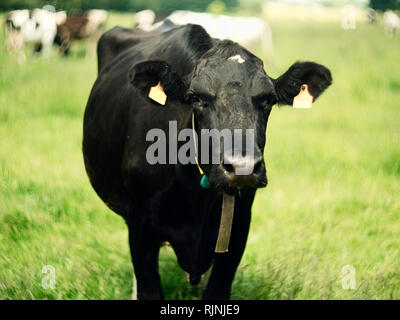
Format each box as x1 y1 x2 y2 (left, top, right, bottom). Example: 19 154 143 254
293 84 313 109
148 82 167 105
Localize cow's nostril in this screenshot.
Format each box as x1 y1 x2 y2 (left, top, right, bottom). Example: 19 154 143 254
222 162 235 174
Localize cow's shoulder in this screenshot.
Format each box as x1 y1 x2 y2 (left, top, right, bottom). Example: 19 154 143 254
97 27 132 73
97 26 152 74
97 23 214 76
96 24 176 74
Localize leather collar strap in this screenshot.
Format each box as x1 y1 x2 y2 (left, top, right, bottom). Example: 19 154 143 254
191 112 235 253
215 193 235 253
192 112 204 175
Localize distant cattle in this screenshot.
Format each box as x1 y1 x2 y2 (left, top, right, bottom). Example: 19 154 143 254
134 9 156 31
366 8 377 24
54 9 108 56
383 11 400 37
5 8 60 61
136 10 273 59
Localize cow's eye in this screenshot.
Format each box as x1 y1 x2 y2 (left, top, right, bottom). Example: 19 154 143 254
188 93 210 108
190 95 201 103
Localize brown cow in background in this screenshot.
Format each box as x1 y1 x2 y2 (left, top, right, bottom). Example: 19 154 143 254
55 9 107 56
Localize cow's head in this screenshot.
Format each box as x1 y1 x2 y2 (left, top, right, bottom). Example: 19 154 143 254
129 40 332 194
6 10 29 32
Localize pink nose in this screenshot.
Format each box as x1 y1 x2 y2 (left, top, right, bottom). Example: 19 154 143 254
220 156 264 187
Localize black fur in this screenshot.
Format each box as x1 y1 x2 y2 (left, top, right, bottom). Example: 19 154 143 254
83 21 332 300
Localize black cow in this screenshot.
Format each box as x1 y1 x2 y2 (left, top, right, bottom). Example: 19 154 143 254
83 22 332 300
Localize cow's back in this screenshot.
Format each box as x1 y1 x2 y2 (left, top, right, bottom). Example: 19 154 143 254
97 23 179 74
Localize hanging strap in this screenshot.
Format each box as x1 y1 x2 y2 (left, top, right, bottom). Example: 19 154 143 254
192 112 204 175
192 113 235 253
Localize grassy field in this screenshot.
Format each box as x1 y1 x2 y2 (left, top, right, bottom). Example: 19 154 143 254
0 12 399 300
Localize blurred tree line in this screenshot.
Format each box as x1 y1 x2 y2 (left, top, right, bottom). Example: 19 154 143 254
0 0 239 13
369 0 400 11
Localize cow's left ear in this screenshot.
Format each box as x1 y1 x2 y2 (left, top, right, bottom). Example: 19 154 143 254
272 61 332 106
129 60 187 103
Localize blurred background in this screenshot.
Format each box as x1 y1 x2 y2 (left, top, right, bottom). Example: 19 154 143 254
0 0 399 299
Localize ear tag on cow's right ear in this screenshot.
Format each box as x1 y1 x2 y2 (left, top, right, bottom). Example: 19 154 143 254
148 82 167 105
293 84 313 109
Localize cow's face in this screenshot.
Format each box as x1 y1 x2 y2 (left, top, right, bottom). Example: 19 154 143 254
187 46 276 193
129 42 331 193
6 10 29 32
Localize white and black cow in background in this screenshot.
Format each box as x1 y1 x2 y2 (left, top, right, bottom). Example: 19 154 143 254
5 7 62 62
135 10 274 59
83 21 331 299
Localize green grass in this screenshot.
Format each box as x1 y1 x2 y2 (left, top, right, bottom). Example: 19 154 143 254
0 12 399 300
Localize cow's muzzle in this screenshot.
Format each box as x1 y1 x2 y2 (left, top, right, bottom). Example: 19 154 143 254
219 155 267 189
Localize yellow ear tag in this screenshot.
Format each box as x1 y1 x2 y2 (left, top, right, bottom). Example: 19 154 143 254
293 84 313 109
148 82 167 105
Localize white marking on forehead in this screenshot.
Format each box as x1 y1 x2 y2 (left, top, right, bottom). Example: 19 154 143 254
228 55 245 64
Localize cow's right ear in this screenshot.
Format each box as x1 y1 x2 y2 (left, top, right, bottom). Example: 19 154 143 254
129 60 187 103
272 61 332 106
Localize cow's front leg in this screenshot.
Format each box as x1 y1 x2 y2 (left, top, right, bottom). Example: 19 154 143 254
203 196 253 300
128 216 163 300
